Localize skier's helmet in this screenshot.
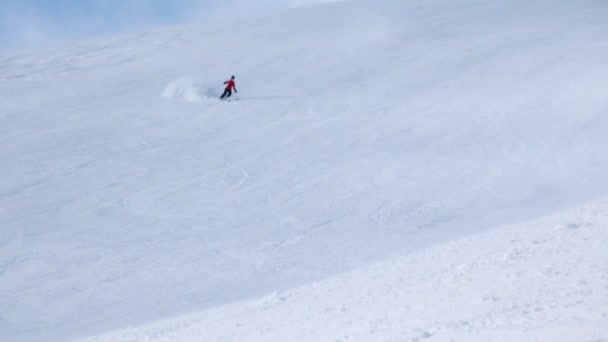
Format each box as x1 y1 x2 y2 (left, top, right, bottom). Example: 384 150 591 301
231 76 235 79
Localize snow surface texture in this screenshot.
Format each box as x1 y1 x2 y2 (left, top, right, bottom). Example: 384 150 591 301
84 200 608 341
1 0 608 341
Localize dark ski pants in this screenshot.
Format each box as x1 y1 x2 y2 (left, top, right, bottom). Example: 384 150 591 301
220 88 232 99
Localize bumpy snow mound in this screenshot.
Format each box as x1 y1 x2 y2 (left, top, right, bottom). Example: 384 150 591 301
82 198 608 341
161 78 204 102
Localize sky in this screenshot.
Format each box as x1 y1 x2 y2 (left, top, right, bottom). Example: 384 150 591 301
0 0 284 49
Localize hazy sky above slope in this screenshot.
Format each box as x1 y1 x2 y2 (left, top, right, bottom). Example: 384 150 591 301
0 0 287 48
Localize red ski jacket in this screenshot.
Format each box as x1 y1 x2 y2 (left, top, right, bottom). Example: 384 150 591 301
225 80 236 90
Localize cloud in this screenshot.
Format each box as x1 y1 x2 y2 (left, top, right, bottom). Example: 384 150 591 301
0 0 208 48
0 0 340 49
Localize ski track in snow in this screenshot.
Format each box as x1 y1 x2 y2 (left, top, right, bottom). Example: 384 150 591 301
1 0 608 341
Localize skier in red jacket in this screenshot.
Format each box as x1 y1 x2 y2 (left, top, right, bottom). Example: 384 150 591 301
220 76 237 100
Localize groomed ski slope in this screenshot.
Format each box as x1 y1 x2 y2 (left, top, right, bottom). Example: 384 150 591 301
1 0 608 341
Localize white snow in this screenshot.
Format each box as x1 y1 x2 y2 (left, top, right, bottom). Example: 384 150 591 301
83 199 608 341
1 0 608 341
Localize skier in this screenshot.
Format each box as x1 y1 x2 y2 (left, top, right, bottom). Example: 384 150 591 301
220 76 237 100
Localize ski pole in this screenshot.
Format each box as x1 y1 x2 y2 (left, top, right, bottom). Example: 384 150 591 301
207 84 223 92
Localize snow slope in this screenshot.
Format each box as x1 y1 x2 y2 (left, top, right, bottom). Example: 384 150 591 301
84 198 608 341
1 0 608 340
